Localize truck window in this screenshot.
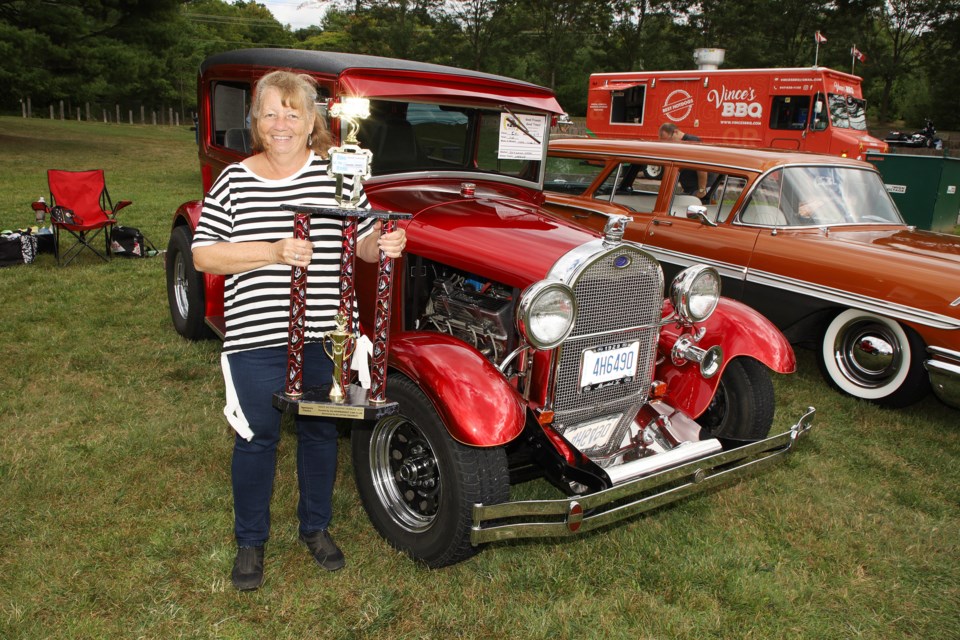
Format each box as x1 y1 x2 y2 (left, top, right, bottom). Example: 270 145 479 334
828 94 868 131
769 96 811 130
610 85 646 124
210 81 251 151
811 93 829 131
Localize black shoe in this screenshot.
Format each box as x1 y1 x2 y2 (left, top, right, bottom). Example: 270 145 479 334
231 545 264 591
299 529 345 571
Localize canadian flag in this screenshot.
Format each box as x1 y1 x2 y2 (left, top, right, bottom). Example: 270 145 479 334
851 46 867 62
815 31 827 43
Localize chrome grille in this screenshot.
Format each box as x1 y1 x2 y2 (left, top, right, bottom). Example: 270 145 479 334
551 244 664 455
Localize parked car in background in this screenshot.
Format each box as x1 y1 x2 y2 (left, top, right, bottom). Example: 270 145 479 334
539 137 960 409
166 48 814 568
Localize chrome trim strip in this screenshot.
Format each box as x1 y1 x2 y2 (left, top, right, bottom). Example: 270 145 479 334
644 245 960 331
640 245 747 282
470 407 815 545
928 345 960 364
747 270 960 330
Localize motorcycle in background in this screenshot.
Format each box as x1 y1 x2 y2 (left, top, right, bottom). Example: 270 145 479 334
886 119 943 149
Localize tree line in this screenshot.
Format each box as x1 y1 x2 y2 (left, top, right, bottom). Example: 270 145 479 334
2 0 958 128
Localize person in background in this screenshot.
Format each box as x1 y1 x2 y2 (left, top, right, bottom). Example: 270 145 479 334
658 122 709 200
192 70 406 591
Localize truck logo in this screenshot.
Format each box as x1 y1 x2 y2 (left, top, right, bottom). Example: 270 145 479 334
707 85 762 119
662 89 694 122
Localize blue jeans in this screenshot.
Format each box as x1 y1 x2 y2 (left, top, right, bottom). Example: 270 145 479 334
226 343 337 547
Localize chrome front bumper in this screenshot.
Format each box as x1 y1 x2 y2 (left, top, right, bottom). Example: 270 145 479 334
925 346 960 409
470 407 816 545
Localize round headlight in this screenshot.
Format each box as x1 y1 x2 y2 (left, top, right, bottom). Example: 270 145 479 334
670 265 721 323
517 280 576 350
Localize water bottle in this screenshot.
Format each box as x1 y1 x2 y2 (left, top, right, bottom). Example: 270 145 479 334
35 196 46 225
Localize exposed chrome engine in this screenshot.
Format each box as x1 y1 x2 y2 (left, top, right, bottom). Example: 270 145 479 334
419 270 515 367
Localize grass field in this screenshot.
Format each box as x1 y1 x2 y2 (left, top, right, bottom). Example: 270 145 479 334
0 115 958 639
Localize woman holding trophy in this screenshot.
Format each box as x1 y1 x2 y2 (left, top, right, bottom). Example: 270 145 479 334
192 70 406 591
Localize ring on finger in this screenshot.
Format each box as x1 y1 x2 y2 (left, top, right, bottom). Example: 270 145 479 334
294 253 300 260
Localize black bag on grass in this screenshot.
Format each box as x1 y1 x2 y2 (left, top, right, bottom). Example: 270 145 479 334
0 232 38 267
110 225 156 258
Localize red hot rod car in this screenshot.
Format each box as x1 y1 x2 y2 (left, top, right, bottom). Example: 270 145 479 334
166 48 814 568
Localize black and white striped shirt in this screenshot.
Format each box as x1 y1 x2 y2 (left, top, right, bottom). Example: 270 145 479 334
193 152 375 354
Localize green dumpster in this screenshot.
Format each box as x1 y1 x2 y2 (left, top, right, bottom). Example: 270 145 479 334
865 152 960 233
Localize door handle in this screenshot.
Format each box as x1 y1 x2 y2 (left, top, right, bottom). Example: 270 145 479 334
652 219 673 226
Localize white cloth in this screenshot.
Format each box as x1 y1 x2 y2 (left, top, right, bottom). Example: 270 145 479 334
220 352 254 441
350 334 374 390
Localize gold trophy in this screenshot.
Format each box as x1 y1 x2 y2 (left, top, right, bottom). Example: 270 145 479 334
322 312 354 403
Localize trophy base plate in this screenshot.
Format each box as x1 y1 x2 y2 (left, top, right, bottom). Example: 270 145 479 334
273 384 399 420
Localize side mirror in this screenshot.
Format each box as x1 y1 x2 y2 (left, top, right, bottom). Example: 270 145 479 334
686 205 716 227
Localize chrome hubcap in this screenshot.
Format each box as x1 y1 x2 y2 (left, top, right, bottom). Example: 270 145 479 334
370 416 440 533
833 320 902 388
174 252 190 319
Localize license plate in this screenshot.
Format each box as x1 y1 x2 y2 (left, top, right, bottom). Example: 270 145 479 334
579 341 640 391
564 414 623 451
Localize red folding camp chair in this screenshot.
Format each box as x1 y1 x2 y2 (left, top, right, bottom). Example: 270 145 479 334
46 169 132 266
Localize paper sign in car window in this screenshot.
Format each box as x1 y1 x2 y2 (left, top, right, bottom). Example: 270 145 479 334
498 113 546 160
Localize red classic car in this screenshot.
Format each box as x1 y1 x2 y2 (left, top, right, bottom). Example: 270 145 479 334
166 49 814 567
540 137 960 409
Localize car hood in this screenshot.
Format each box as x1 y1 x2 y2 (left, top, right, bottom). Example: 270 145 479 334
366 181 595 288
829 226 960 263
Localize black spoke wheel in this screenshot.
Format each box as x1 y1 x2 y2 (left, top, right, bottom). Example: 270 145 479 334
697 357 774 446
352 374 509 568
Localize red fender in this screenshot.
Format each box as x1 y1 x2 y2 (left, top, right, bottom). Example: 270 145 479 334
657 298 796 418
388 332 527 447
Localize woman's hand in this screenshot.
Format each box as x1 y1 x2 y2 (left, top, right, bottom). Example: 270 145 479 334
274 237 314 267
358 220 407 262
377 221 407 259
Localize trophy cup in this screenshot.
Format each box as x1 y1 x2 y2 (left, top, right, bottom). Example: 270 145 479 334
322 312 353 404
273 97 411 420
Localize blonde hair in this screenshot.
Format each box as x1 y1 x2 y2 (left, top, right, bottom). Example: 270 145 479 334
249 70 331 156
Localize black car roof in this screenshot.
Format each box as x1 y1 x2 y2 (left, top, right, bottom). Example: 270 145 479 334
201 48 549 91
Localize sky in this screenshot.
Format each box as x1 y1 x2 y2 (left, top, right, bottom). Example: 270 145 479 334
259 0 326 31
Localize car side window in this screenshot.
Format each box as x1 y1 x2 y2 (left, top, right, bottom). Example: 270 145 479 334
739 170 788 226
211 81 251 153
543 155 602 195
605 163 660 212
212 81 332 155
710 175 747 222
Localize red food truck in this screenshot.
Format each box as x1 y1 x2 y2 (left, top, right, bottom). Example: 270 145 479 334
585 63 888 160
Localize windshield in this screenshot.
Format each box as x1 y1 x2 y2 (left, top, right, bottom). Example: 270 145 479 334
827 94 868 131
739 166 904 227
355 99 546 184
